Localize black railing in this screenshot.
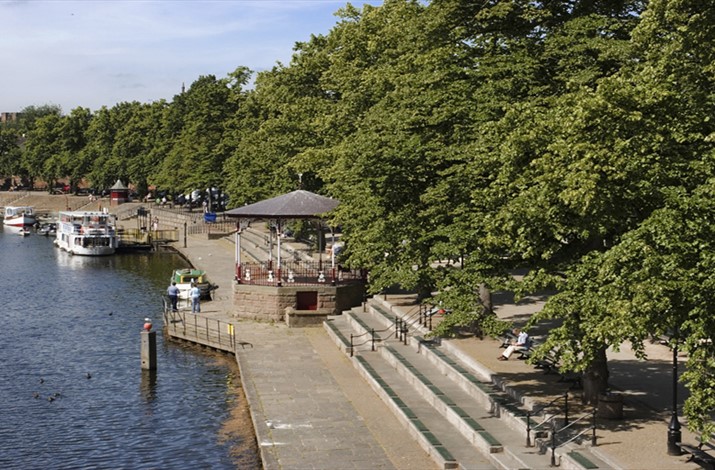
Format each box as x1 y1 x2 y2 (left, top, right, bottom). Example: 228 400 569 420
418 303 451 331
162 300 237 353
548 409 598 467
349 329 376 357
526 392 570 447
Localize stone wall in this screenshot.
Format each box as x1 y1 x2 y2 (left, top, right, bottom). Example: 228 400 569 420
233 283 366 326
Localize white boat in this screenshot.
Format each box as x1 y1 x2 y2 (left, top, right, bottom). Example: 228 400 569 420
54 211 118 256
3 206 36 227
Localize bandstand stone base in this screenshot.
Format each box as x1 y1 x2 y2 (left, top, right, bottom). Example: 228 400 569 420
233 282 365 327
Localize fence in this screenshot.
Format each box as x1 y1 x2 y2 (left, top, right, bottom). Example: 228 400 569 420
237 260 366 286
162 305 238 353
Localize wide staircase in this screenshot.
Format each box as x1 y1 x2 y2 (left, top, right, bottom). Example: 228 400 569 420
324 296 613 470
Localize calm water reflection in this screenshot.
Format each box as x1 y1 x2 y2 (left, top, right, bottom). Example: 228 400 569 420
0 227 257 469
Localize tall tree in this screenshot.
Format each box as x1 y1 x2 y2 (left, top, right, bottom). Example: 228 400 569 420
521 0 715 410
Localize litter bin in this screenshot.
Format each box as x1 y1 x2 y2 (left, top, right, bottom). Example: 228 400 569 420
597 392 624 419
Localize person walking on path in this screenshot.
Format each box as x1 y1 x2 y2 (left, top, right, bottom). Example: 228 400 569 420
499 328 529 360
167 281 179 311
190 282 201 313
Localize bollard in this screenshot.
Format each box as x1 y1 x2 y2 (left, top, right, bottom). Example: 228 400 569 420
141 318 157 371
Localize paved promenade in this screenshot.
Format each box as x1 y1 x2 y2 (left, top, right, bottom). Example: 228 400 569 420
173 233 703 470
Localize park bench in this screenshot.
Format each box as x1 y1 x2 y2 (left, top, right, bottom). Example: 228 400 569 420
531 348 582 389
500 330 517 348
499 331 581 387
678 442 715 470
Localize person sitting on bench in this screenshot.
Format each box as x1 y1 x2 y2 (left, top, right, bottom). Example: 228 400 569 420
499 328 529 361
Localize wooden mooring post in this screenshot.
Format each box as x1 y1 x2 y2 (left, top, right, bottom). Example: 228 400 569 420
141 318 157 370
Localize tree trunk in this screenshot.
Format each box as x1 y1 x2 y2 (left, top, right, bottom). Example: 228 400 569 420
478 284 493 314
582 346 609 405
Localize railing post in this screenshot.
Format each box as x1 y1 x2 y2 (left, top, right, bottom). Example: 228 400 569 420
403 322 408 345
564 391 569 426
371 329 375 351
205 317 209 340
526 412 532 447
350 334 354 357
217 319 221 346
592 408 597 447
396 318 401 341
550 419 557 467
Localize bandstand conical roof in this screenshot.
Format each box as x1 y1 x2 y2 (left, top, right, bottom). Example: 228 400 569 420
110 179 128 190
225 190 339 219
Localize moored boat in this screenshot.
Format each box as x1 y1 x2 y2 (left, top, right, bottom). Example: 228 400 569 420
171 268 218 300
54 211 118 256
3 206 36 227
38 222 57 236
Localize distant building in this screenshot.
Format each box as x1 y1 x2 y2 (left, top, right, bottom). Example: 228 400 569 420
110 179 129 206
0 112 22 124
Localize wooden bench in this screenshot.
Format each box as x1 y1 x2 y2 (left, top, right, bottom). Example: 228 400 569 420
500 332 582 388
532 349 582 389
500 331 517 348
501 331 533 357
678 443 715 470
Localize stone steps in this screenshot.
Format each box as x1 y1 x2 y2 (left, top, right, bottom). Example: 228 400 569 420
325 298 610 470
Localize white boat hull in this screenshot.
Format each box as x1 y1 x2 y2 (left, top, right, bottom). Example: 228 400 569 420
54 236 116 256
54 211 118 256
3 207 36 227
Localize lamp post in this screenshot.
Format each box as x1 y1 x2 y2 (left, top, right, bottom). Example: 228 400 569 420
667 333 682 455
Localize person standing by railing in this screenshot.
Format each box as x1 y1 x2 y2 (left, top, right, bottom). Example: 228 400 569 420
167 281 179 312
190 282 201 313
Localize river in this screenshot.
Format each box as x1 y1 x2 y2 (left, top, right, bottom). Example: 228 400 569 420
0 226 258 469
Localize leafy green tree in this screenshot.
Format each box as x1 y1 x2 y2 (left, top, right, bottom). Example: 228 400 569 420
223 48 332 205
530 185 715 437
17 104 62 132
22 113 62 187
159 72 241 198
0 127 23 183
58 107 92 190
83 106 119 190
515 0 715 410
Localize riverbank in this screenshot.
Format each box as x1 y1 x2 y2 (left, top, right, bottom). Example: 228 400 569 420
172 231 702 470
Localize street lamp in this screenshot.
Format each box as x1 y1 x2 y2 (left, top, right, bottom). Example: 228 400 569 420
667 331 682 456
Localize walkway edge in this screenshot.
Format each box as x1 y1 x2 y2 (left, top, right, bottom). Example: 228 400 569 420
235 351 279 470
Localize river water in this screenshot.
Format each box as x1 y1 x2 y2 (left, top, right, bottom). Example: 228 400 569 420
0 226 258 469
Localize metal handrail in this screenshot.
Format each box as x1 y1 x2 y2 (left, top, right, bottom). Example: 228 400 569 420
526 392 570 447
162 302 236 353
548 409 598 467
350 329 378 357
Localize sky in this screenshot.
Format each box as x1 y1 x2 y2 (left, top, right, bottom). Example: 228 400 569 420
0 0 382 114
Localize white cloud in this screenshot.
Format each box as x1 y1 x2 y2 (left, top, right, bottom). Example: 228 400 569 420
0 0 381 112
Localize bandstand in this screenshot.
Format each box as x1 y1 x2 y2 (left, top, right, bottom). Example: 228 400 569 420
225 190 366 327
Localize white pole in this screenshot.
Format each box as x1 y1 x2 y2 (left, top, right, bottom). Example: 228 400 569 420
276 219 282 286
235 228 241 269
331 227 335 269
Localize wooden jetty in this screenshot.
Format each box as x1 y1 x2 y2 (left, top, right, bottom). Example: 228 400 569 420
162 307 250 354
